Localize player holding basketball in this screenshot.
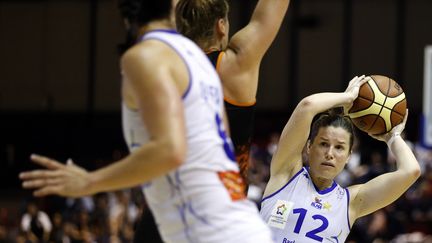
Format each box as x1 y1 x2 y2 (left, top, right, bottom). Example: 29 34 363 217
175 0 291 187
19 0 274 242
260 75 420 242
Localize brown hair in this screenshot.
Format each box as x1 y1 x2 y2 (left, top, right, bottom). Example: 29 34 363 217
309 108 355 151
117 0 172 54
175 0 229 48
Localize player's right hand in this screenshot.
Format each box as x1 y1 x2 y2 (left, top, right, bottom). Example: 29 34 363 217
19 154 95 198
343 75 370 114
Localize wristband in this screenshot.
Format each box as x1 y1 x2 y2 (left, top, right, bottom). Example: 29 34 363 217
387 132 401 148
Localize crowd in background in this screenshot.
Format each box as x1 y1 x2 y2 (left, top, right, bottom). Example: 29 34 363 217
1 132 432 243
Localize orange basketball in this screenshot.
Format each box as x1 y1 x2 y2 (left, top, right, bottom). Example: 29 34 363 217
348 75 407 135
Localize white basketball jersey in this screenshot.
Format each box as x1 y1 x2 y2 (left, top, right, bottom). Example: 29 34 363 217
260 167 351 243
122 30 272 243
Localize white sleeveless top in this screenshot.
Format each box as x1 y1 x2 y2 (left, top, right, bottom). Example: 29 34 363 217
122 30 272 243
260 167 351 243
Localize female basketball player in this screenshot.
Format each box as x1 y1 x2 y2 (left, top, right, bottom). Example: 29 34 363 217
20 0 274 242
260 75 420 242
175 0 291 186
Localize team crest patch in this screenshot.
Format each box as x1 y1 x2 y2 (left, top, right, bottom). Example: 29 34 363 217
267 200 293 229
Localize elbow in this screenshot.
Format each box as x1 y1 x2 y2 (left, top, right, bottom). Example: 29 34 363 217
404 164 421 182
298 97 314 110
165 140 187 168
411 165 421 180
169 148 186 168
297 96 317 114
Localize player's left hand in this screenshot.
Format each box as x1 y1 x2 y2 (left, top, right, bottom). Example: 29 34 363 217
19 154 94 198
369 109 408 143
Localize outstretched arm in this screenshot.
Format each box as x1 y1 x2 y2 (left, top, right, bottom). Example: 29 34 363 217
220 0 291 103
228 0 290 65
263 76 368 197
20 42 188 197
349 111 420 221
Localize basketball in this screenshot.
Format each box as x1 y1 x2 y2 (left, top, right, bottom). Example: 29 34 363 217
348 75 407 135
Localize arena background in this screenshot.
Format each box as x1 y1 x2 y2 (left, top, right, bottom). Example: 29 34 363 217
0 0 432 242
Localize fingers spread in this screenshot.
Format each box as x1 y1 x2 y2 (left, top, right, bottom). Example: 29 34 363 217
19 169 63 180
22 177 62 189
359 76 371 86
33 185 63 197
30 154 66 170
349 76 359 83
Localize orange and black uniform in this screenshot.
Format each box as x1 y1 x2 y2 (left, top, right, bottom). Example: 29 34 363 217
207 51 256 187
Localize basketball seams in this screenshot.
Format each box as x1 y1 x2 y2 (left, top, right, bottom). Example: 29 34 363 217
368 78 389 132
348 75 407 135
391 100 407 117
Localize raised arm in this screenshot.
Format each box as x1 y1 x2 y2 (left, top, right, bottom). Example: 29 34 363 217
228 0 290 65
20 42 188 197
219 0 290 103
263 76 368 196
348 112 421 222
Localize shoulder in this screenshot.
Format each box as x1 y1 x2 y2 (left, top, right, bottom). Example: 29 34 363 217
346 184 362 218
121 40 184 78
122 41 171 65
263 166 305 198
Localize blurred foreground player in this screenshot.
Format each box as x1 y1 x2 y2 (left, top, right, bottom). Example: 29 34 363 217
20 0 274 242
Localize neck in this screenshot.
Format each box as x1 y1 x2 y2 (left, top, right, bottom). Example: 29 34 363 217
309 171 333 191
203 40 223 53
137 19 175 38
205 46 221 53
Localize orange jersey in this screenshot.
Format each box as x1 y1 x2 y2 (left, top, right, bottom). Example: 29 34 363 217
207 51 256 186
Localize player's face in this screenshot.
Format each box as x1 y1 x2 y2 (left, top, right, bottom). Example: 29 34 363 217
307 126 351 180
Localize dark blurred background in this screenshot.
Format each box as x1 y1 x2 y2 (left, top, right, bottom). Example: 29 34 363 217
0 0 432 242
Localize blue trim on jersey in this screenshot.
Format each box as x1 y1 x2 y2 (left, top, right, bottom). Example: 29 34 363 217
145 29 178 35
305 167 338 195
345 188 351 229
181 74 193 99
261 167 305 203
140 36 193 99
314 180 337 195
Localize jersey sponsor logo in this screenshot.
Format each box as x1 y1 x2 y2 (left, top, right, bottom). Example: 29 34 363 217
268 200 293 229
323 202 332 211
310 197 332 211
311 197 323 210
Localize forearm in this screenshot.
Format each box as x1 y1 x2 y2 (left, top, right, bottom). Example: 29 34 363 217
388 136 420 179
354 140 420 218
301 92 353 115
270 92 350 175
90 141 183 193
251 0 290 34
230 0 290 60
